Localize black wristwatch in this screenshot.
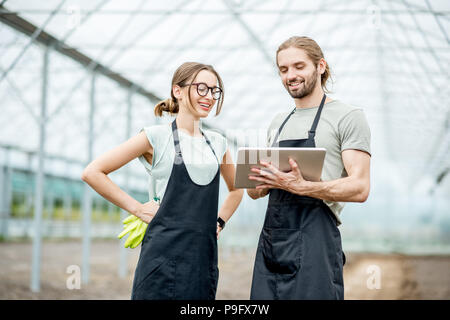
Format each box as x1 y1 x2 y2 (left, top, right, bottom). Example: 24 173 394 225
217 217 226 229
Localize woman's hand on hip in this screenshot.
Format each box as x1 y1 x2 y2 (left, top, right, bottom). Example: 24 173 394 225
217 224 223 240
135 200 159 224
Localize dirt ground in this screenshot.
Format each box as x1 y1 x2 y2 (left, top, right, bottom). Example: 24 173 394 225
0 240 449 300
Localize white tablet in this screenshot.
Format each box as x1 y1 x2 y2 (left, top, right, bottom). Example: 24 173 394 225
234 147 326 189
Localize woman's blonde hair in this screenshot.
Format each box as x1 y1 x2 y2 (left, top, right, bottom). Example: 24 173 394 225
276 36 332 93
154 62 224 117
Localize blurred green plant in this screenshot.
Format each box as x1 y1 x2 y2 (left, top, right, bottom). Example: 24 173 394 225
11 191 123 223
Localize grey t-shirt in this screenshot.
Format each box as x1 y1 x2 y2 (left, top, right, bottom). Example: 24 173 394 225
267 99 371 225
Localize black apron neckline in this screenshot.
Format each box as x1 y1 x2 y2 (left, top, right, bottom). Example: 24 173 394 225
271 94 326 147
171 119 220 187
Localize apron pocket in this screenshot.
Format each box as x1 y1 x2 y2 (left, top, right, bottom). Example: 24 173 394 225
262 228 301 275
132 257 175 299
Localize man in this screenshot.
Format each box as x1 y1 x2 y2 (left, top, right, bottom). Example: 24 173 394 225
247 36 371 300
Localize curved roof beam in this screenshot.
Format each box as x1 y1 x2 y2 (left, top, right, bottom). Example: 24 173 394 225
0 6 161 105
0 0 66 84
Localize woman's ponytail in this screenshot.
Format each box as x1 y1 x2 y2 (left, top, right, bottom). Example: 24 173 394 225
154 98 179 117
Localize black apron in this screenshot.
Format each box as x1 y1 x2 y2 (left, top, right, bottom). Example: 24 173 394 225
131 119 220 300
250 94 345 300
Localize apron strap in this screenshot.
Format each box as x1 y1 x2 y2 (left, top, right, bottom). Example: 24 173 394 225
308 94 327 140
171 119 220 165
199 129 220 164
271 108 296 147
271 94 327 146
172 120 183 161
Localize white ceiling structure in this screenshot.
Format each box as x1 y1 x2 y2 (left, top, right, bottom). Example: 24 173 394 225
1 0 449 196
3 1 450 293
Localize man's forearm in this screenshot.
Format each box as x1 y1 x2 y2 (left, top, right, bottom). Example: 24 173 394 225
293 176 369 203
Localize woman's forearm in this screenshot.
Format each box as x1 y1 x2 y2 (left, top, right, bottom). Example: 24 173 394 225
218 189 244 222
247 187 269 200
81 169 141 216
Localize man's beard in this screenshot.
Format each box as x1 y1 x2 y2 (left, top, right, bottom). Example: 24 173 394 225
286 68 318 99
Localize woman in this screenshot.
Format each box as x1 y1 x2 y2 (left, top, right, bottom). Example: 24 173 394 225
81 62 243 299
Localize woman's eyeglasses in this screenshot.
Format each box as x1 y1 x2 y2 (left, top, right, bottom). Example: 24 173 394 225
182 82 222 100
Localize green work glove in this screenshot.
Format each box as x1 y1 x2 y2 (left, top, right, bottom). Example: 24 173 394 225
126 219 148 248
118 215 148 249
117 197 159 249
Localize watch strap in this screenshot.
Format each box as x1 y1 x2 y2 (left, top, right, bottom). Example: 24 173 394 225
217 217 226 229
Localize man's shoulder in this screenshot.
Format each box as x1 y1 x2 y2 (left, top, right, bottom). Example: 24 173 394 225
326 99 362 113
325 99 367 122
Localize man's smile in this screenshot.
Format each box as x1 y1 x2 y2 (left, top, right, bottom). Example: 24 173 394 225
288 79 304 90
